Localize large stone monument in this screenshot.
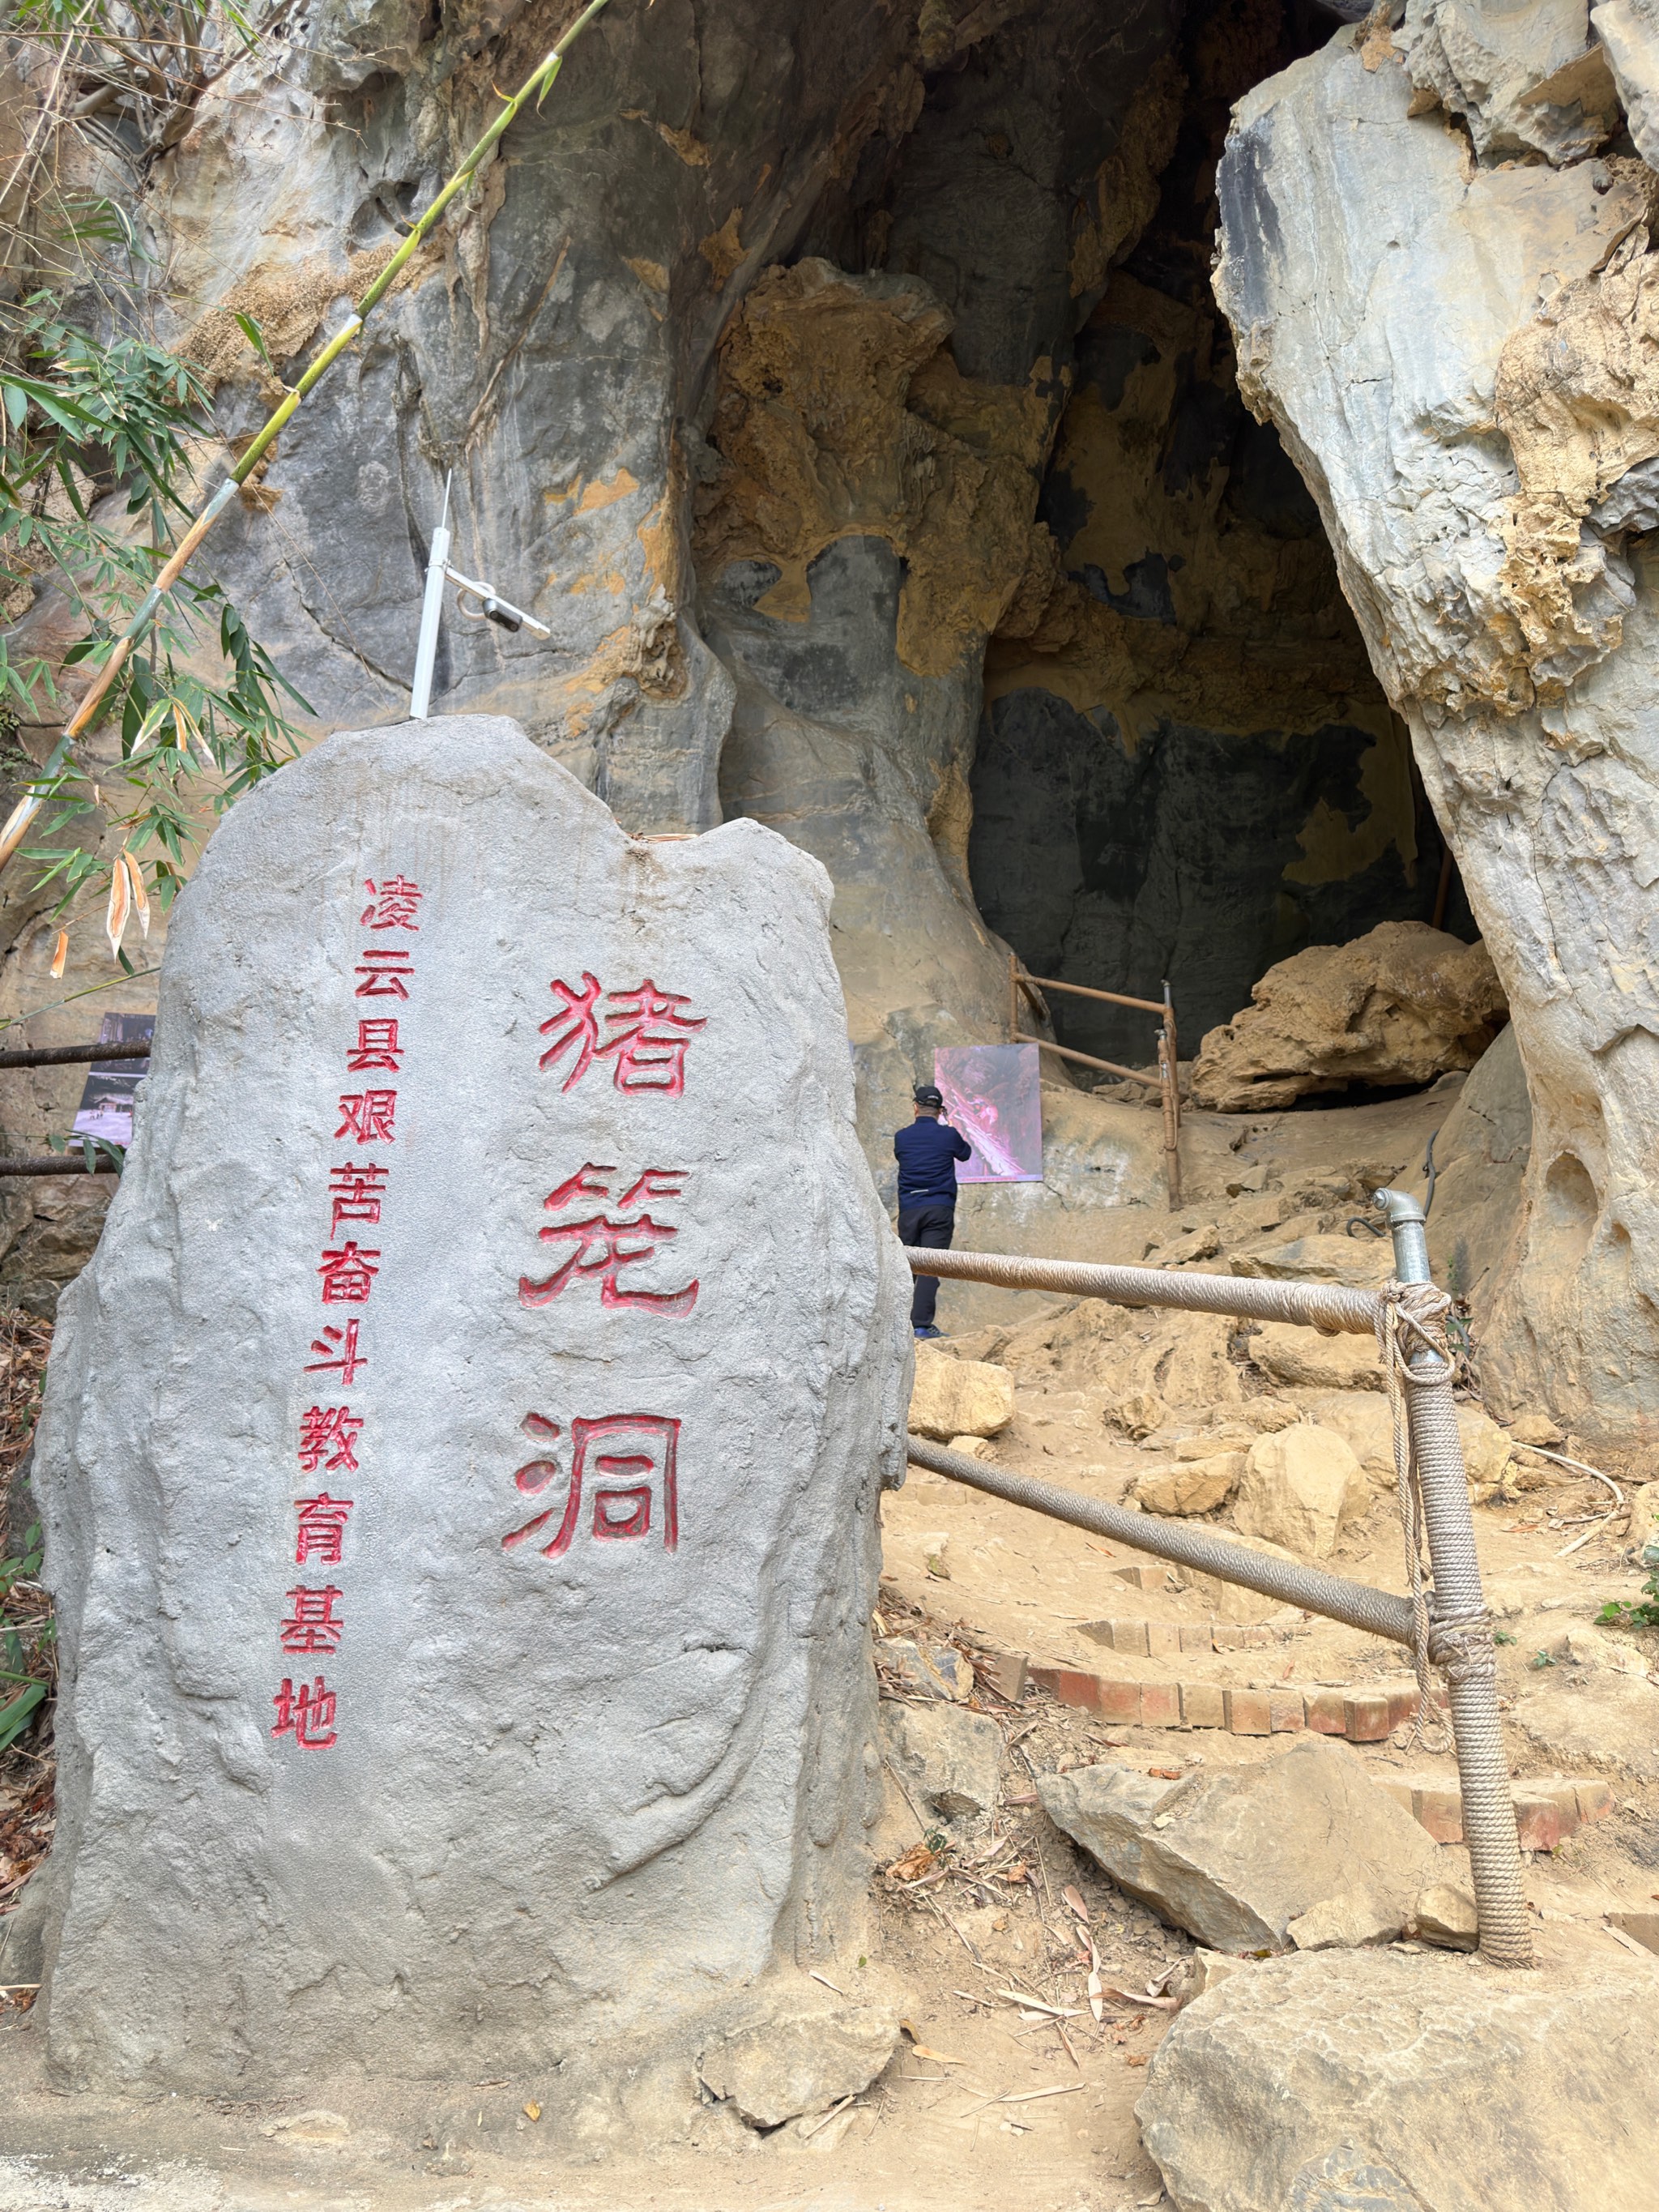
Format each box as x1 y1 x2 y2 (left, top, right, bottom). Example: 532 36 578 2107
30 716 909 2091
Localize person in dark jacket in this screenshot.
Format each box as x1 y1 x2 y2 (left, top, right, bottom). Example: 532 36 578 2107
893 1082 972 1339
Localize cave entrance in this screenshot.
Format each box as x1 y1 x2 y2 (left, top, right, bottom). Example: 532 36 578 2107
962 0 1474 1074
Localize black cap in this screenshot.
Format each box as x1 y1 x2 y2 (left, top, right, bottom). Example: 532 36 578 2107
913 1083 944 1108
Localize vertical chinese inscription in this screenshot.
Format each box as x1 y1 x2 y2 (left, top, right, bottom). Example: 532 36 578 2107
505 975 703 1556
270 873 423 1752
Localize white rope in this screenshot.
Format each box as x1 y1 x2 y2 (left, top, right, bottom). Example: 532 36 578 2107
1375 1279 1454 1753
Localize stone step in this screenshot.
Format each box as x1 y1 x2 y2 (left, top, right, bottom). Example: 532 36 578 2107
1080 1617 1293 1655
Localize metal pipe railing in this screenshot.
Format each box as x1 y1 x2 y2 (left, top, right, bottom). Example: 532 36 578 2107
0 1038 151 1071
902 1200 1532 1966
1008 954 1181 1207
901 1245 1376 1334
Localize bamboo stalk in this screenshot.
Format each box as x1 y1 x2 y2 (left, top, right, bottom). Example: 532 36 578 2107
0 0 619 878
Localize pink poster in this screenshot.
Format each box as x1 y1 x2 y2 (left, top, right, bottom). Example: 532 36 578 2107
933 1043 1043 1184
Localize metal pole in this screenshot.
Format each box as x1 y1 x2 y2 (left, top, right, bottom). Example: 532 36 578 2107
906 1434 1416 1645
1372 1186 1532 1967
410 475 453 720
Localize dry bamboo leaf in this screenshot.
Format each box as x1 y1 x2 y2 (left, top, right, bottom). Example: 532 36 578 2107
123 851 150 938
1062 1884 1090 1924
105 860 130 960
49 929 67 980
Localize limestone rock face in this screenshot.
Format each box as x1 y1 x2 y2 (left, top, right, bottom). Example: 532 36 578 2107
1401 0 1622 164
1234 1425 1370 1559
1039 1739 1440 1954
1213 23 1659 1443
31 715 909 2091
907 1349 1015 1439
1251 1322 1381 1394
1138 1949 1659 2212
1189 923 1506 1112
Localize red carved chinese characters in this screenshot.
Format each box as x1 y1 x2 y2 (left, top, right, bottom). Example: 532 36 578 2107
518 1164 698 1315
279 1584 345 1655
271 1675 338 1749
294 1492 355 1565
347 1018 403 1072
539 975 705 1096
274 869 424 1753
360 876 423 930
335 1091 396 1144
297 1405 362 1473
355 949 414 998
327 1162 388 1235
318 1242 381 1305
306 1320 366 1383
501 1411 680 1557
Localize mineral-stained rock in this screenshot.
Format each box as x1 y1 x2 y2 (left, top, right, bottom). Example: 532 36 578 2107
1133 1453 1243 1517
32 716 909 2092
1250 1322 1383 1394
880 1700 1003 1822
1213 30 1659 1445
697 2005 902 2129
908 1350 1015 1440
1408 1881 1478 1952
1189 924 1506 1113
1233 1426 1370 1560
1038 1739 1440 1954
1137 1949 1659 2212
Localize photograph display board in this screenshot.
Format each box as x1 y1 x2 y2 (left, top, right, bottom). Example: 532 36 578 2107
933 1042 1043 1183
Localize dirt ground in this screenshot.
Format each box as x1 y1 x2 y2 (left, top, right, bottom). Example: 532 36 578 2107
2 1083 1657 2211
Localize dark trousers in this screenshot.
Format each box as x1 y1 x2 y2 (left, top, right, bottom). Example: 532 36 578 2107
898 1201 955 1329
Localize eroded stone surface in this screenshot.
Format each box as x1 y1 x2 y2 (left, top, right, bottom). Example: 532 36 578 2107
880 1700 1003 1822
1233 1425 1369 1560
32 715 908 2091
1213 22 1659 1443
908 1350 1015 1439
1189 923 1505 1112
697 2005 902 2129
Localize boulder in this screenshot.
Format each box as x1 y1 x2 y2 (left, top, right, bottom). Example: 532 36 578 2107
1188 925 1507 1113
1301 1390 1396 1488
1250 1322 1382 1394
908 1350 1015 1441
1233 1426 1370 1559
1133 1454 1244 1517
1287 1885 1400 1952
880 1700 1003 1822
29 718 909 2092
1230 1233 1392 1287
1235 1397 1302 1433
1407 1881 1478 1952
697 2004 902 2128
1137 1949 1659 2211
1038 1739 1440 1954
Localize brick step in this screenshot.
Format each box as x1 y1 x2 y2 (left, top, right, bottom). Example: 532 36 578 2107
1377 1773 1614 1853
1030 1660 1431 1740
